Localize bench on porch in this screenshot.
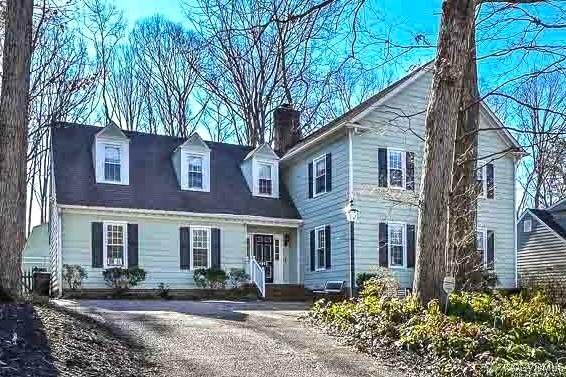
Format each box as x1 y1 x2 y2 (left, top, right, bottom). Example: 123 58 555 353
311 281 346 301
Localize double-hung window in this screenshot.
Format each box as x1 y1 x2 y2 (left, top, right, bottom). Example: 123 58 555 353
188 155 203 189
191 228 210 269
314 156 326 196
315 226 326 270
388 223 405 267
258 163 273 195
104 223 126 267
476 228 487 266
104 145 121 182
476 161 487 198
388 149 405 189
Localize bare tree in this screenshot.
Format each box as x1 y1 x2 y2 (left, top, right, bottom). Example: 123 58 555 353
128 15 203 137
26 1 98 232
0 0 34 296
188 0 356 146
82 0 124 122
513 73 566 211
107 43 145 131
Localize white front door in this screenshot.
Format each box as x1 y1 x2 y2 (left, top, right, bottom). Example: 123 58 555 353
273 236 285 284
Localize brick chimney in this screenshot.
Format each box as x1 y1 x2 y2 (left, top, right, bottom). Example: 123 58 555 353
273 104 301 154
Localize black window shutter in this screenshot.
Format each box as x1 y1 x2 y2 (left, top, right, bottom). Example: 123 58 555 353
127 224 139 268
378 222 388 267
487 230 495 270
310 229 315 271
91 222 103 268
308 162 314 198
406 152 415 191
487 163 495 199
378 148 388 187
325 225 331 269
211 228 221 269
325 153 332 192
180 227 191 270
406 224 416 268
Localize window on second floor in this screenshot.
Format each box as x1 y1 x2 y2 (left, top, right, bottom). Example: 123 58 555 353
388 149 405 189
258 163 273 195
188 155 204 189
314 155 327 196
104 145 121 182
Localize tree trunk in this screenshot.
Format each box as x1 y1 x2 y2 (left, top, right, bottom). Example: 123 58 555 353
413 0 476 305
0 0 34 296
449 23 481 291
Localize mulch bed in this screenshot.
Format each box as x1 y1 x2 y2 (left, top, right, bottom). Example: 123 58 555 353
0 302 155 377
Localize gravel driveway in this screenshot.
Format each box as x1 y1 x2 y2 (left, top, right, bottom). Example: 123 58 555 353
54 299 404 377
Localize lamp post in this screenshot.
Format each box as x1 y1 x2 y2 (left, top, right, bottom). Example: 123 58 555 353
344 199 359 297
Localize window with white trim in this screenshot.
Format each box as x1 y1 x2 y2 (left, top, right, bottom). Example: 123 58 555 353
388 223 405 267
314 156 326 195
476 228 487 266
476 161 487 198
104 145 121 182
187 155 203 189
523 219 532 233
191 228 210 269
104 223 126 267
388 149 405 189
258 163 273 195
315 226 326 270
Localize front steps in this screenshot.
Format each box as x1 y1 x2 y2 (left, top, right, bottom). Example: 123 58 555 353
264 284 309 301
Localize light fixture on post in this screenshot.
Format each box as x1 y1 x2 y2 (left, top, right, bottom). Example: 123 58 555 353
344 199 359 297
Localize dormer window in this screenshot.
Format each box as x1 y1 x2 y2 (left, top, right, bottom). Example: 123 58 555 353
94 122 129 185
104 145 121 182
174 133 211 192
188 155 204 189
258 163 273 195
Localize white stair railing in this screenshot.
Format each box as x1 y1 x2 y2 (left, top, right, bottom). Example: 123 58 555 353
249 257 266 298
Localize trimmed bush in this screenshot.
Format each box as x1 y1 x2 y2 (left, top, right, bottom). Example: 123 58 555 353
227 268 249 288
62 264 88 290
102 267 146 295
192 268 227 289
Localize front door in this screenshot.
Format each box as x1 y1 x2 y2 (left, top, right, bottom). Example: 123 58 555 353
253 235 274 283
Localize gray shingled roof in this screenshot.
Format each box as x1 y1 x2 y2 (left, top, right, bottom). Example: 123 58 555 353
52 123 300 220
530 208 566 240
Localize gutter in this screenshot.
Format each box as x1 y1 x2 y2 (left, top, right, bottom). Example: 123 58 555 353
58 204 303 227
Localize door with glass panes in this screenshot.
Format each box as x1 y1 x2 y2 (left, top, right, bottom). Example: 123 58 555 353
253 235 274 283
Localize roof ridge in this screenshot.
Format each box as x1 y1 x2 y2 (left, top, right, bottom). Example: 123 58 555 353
53 121 253 151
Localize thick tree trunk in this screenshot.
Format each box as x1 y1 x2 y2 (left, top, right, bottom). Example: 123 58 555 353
413 0 476 305
449 24 481 290
0 0 34 296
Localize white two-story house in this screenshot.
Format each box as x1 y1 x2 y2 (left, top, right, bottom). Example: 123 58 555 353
49 63 524 298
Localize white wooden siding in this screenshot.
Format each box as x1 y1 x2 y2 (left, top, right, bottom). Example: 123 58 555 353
60 211 247 289
351 70 517 288
282 132 351 290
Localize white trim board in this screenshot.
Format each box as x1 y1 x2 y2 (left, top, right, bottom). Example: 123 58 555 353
58 204 303 227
